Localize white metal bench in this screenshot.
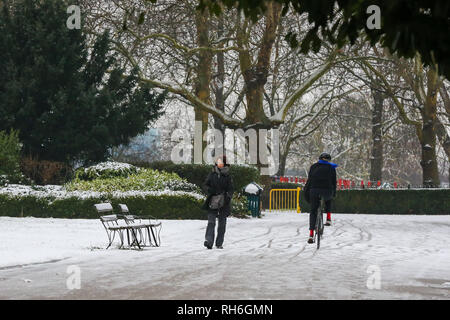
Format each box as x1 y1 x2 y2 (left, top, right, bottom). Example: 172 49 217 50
96 203 161 249
118 204 162 248
96 203 129 249
96 203 144 249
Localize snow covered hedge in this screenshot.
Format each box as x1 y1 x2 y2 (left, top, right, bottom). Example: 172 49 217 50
68 162 200 193
0 185 205 219
0 162 208 219
74 161 140 181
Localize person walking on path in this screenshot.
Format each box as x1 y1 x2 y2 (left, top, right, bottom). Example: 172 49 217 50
303 152 338 244
202 155 234 249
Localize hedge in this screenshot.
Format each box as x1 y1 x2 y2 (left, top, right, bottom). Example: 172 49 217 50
67 167 200 193
298 189 450 215
0 193 206 219
269 182 303 190
263 183 450 214
132 161 261 192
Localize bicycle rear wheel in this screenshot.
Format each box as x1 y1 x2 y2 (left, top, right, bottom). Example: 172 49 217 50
316 199 325 249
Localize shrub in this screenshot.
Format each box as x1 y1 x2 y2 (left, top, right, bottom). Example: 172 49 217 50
74 161 140 181
0 130 23 184
132 161 261 193
20 156 73 185
67 165 200 193
231 193 251 217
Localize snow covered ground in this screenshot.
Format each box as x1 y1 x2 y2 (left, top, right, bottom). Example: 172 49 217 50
0 211 449 299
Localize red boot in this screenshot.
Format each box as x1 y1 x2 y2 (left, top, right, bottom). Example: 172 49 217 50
325 212 332 226
307 229 314 243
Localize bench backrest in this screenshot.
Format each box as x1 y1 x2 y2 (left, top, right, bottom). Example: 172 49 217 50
118 204 129 213
100 214 118 222
96 203 120 229
117 203 160 226
118 204 139 223
94 203 114 213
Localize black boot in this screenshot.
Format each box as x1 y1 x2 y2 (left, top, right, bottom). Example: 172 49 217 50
204 241 212 249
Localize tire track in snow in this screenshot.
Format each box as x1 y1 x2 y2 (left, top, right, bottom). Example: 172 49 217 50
327 219 372 251
288 243 309 261
255 222 309 256
244 222 304 252
147 221 287 262
286 218 355 258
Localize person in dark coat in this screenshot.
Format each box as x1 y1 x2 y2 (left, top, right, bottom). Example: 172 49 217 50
202 155 234 249
303 152 338 244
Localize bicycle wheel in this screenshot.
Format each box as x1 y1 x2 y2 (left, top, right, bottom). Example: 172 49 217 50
313 209 318 244
319 199 325 236
316 199 324 249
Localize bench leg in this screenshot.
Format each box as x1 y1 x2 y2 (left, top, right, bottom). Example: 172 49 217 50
106 239 112 250
137 228 145 246
150 227 159 247
131 228 141 249
106 230 116 249
118 230 125 249
146 227 153 246
126 229 130 247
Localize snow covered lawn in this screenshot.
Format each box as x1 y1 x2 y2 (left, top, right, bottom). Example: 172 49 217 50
0 212 449 299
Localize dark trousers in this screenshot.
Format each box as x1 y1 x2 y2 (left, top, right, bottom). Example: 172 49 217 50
205 204 230 247
309 188 333 230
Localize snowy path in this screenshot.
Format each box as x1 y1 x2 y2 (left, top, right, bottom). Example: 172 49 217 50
0 212 449 299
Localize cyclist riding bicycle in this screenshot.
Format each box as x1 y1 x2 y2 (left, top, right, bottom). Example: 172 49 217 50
303 152 338 244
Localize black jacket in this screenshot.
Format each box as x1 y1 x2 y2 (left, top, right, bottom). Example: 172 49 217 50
303 162 336 202
201 165 234 211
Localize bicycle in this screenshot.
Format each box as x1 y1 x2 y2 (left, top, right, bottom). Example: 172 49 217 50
314 197 325 249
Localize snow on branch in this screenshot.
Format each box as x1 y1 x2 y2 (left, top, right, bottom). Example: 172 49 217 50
269 51 338 124
139 78 245 128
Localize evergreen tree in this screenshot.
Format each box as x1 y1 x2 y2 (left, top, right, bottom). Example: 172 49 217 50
0 129 23 184
0 0 166 165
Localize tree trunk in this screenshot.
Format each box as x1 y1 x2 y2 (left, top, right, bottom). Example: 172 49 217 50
420 120 440 187
237 2 281 170
276 137 292 176
369 82 384 181
438 86 450 184
434 117 450 184
194 7 212 161
420 68 440 187
213 14 225 147
277 152 287 177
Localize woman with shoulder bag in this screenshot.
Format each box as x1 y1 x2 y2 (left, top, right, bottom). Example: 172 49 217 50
202 155 234 249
